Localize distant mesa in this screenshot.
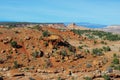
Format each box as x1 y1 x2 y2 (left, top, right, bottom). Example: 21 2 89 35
106 25 120 29
47 23 65 29
100 25 120 34
67 23 89 30
0 22 89 30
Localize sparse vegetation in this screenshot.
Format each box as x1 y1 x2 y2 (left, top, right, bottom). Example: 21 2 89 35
72 29 120 41
44 59 52 68
32 51 44 58
92 48 103 56
32 25 41 30
111 54 120 70
112 54 119 64
101 41 107 45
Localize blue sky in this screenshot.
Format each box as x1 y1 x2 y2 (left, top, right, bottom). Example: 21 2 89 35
0 0 120 25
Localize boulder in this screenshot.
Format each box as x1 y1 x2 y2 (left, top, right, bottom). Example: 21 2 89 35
7 70 25 77
3 67 9 71
0 76 3 80
1 50 5 53
24 36 31 40
84 73 95 79
2 37 12 44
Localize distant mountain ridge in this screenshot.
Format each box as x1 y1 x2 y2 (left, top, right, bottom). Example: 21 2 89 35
0 21 120 34
0 22 107 28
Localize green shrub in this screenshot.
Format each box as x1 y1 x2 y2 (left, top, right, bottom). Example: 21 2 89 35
29 77 35 80
84 76 92 80
113 53 117 58
103 46 111 52
88 35 95 39
44 41 48 47
84 49 90 54
110 64 115 68
14 30 19 34
32 51 38 58
57 77 62 80
101 41 107 45
113 58 119 64
78 46 83 49
102 74 110 80
13 61 19 68
68 45 76 53
32 51 43 58
42 30 50 37
111 54 120 70
92 48 103 56
114 65 120 70
0 58 4 64
60 50 67 57
94 40 97 44
10 41 18 48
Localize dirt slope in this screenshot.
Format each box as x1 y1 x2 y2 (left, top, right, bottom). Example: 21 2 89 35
0 26 119 80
